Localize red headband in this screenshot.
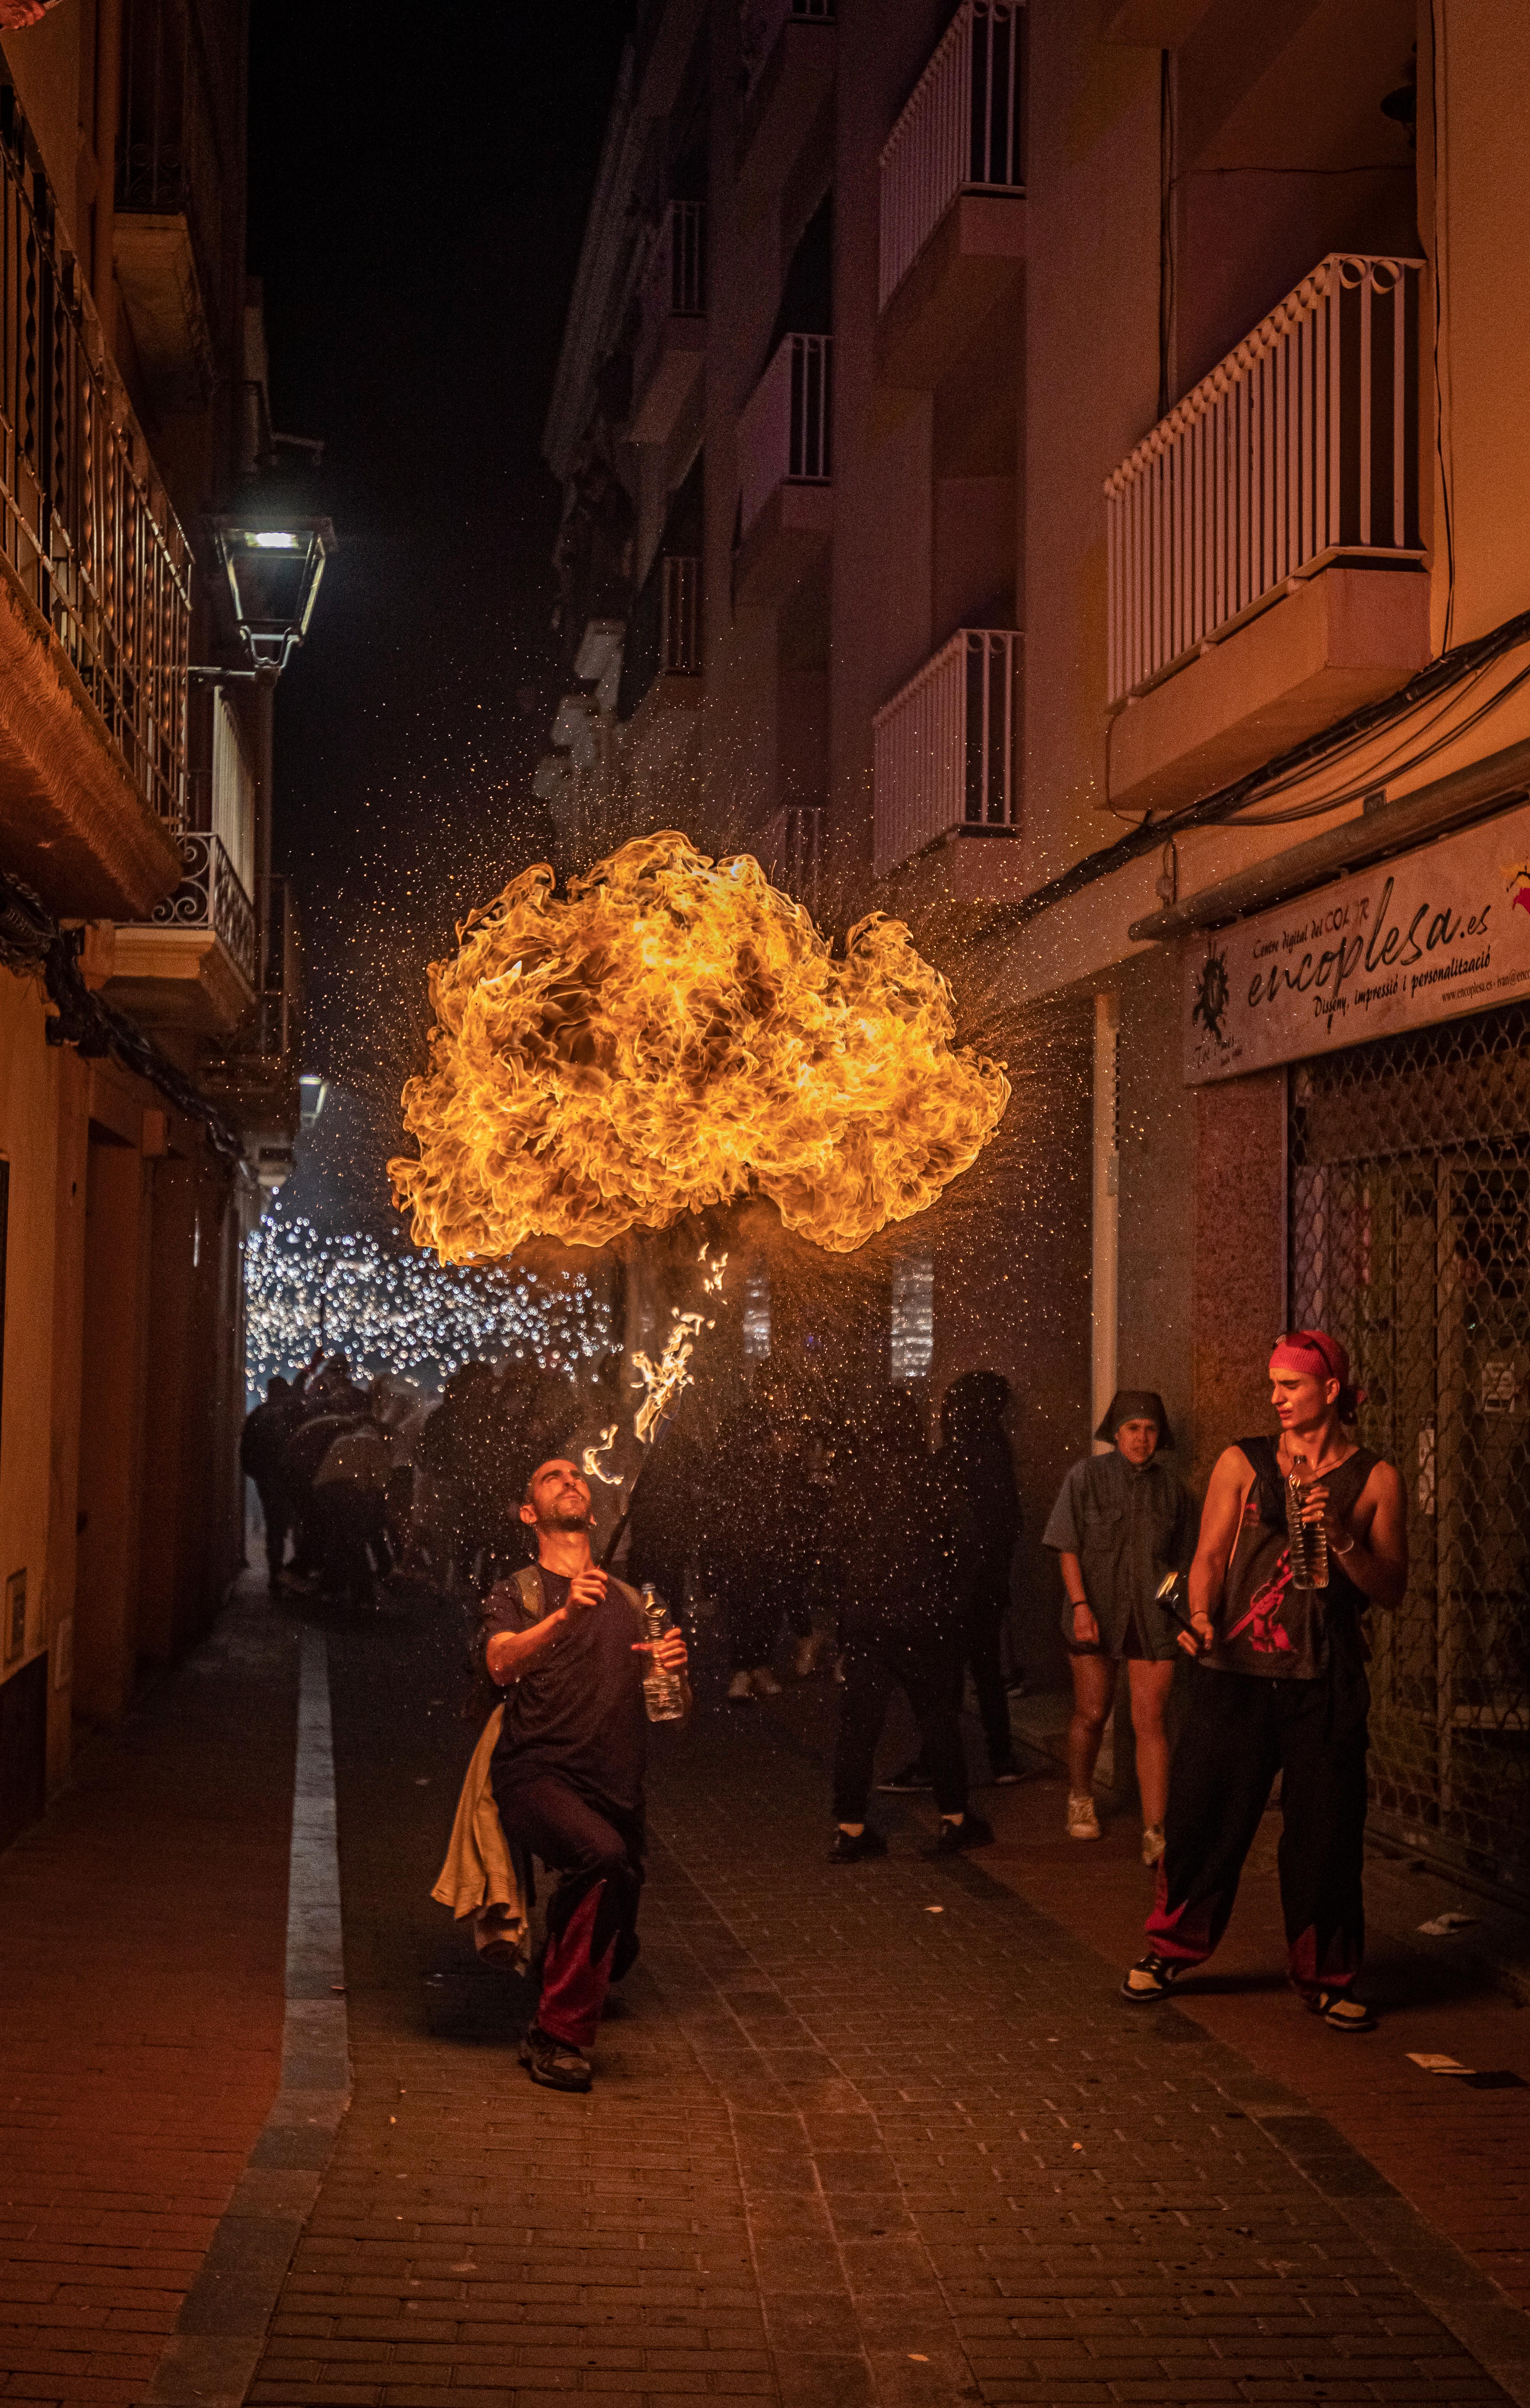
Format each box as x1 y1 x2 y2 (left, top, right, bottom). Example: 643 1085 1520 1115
1269 1328 1364 1405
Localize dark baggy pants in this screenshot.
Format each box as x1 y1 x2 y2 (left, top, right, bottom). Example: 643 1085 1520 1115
727 1565 813 1671
951 1579 1017 1774
254 1480 294 1581
1144 1656 1370 1998
490 1769 644 2050
833 1628 969 1822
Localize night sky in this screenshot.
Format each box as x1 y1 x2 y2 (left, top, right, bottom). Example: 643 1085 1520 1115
245 2 632 1217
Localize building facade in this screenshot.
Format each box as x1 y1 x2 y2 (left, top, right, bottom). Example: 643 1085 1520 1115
544 0 1530 1900
0 0 303 1844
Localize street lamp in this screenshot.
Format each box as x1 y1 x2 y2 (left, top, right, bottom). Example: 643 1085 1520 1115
212 511 336 673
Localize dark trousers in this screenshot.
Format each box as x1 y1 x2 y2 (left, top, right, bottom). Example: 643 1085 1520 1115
316 1487 386 1605
1144 1658 1370 1997
254 1480 294 1580
833 1629 969 1821
727 1566 812 1671
960 1580 1017 1772
490 1769 644 2050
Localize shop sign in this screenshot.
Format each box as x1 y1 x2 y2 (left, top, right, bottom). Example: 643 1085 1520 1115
1183 800 1530 1084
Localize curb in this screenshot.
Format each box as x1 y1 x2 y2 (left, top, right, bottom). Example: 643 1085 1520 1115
142 1626 351 2408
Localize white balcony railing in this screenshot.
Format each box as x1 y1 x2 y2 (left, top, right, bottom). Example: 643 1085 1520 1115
738 333 833 537
879 0 1026 310
741 0 835 104
872 628 1020 880
641 200 705 341
1104 252 1426 705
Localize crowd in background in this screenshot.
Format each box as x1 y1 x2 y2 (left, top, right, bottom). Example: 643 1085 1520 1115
238 1352 1028 1727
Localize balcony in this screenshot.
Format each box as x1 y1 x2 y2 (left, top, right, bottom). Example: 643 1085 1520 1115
629 203 706 448
1104 253 1430 814
0 79 189 921
735 334 833 607
872 628 1023 895
620 552 702 719
115 0 225 409
738 0 836 213
109 832 257 1033
877 1 1026 391
202 876 302 1182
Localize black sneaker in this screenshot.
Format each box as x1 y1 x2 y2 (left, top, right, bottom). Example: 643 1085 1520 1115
828 1826 889 1864
519 2024 592 2092
926 1811 994 1858
877 1760 933 1792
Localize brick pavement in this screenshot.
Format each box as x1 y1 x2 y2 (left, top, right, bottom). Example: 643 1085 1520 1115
244 1599 1530 2408
0 1597 299 2408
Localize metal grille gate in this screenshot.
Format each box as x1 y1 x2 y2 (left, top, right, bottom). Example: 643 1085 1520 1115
1289 1002 1530 1899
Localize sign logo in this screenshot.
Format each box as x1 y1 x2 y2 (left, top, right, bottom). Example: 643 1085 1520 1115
1502 859 1530 917
1191 945 1231 1045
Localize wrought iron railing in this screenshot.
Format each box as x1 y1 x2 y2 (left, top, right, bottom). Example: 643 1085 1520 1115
1104 252 1426 705
738 333 833 537
0 79 191 829
116 0 227 315
620 552 702 717
152 830 257 990
741 0 835 103
872 627 1020 880
879 0 1026 309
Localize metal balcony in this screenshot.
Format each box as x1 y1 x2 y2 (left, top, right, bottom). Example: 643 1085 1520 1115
0 77 190 912
630 202 707 446
879 0 1026 311
116 0 227 402
1104 253 1426 705
736 335 833 607
872 628 1020 881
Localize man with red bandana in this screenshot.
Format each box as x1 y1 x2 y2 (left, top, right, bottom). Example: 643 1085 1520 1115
1121 1331 1407 2031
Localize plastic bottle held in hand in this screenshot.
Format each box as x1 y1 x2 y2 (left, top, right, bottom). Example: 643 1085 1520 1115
640 1584 684 1722
1285 1467 1328 1590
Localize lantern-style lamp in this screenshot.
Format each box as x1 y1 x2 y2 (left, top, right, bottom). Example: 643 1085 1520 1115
212 511 336 672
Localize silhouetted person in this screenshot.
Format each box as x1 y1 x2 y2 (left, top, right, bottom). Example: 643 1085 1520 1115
829 1389 992 1863
312 1405 393 1606
240 1377 301 1587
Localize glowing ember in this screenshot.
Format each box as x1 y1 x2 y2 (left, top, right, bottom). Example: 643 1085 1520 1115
389 832 1009 1259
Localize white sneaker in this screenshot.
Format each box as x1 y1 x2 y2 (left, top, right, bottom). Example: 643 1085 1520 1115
749 1665 783 1698
1141 1823 1166 1867
726 1670 754 1704
1067 1792 1103 1841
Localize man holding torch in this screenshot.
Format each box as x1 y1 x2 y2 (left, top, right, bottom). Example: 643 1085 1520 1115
483 1457 690 2093
1121 1331 1407 2031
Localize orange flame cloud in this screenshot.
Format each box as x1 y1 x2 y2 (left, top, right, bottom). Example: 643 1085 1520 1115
389 832 1009 1259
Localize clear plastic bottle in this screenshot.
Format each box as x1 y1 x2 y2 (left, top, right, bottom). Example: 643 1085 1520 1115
1285 1468 1329 1590
640 1584 685 1722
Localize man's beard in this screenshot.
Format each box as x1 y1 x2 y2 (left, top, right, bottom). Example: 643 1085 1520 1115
542 1504 592 1532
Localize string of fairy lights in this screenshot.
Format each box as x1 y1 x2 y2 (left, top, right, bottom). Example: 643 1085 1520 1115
244 1213 613 1392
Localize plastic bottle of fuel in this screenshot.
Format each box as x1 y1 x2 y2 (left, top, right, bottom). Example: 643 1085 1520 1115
640 1584 685 1721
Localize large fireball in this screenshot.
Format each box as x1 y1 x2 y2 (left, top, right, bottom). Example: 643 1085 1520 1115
389 831 1009 1258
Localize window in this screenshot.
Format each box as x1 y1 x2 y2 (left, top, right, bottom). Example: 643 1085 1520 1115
889 1253 933 1383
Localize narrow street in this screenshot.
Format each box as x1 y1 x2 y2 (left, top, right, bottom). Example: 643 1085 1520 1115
253 1593 1528 2408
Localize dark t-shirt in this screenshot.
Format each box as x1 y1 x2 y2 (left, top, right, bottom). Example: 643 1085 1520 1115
1204 1435 1378 1680
483 1567 666 1815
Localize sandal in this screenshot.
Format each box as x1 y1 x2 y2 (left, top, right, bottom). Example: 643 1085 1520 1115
1120 1951 1184 2003
1305 1989 1376 2033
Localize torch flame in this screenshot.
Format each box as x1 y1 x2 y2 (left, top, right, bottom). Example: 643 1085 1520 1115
632 1308 705 1445
581 1424 623 1487
389 832 1009 1259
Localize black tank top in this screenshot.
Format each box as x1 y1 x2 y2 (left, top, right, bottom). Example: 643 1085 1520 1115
1205 1435 1377 1680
